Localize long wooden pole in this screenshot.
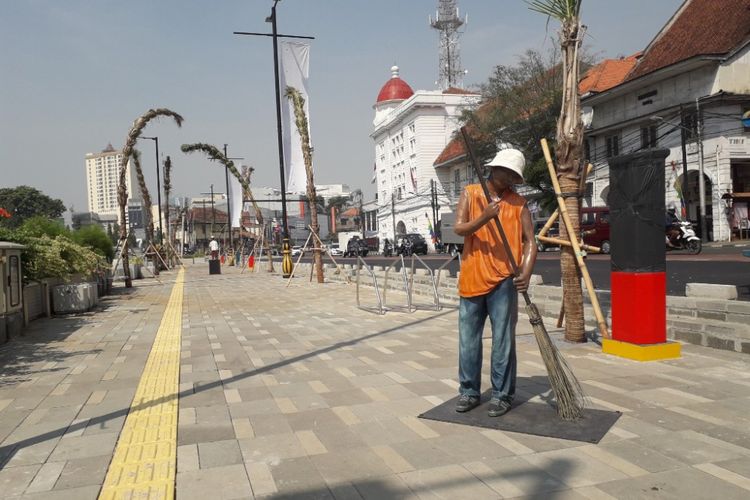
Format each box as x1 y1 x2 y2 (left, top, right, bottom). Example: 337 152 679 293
541 139 609 339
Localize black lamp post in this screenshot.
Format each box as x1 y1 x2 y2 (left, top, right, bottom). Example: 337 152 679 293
234 0 314 278
142 136 163 242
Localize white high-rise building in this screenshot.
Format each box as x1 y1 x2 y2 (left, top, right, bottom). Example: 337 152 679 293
85 143 140 222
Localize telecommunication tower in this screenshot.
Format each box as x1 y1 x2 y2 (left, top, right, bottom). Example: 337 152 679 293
429 0 467 90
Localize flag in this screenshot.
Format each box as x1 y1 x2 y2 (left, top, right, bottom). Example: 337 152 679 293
371 162 377 184
670 161 687 218
410 168 418 192
425 213 436 244
228 173 243 230
279 41 311 194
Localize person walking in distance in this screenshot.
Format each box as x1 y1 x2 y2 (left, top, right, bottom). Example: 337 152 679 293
209 236 219 261
452 149 537 417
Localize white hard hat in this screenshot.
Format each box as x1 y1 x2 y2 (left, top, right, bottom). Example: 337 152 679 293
486 148 525 184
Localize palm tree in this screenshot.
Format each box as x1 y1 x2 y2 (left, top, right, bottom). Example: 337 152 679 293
180 143 274 271
117 108 183 287
285 86 323 283
527 0 586 342
131 150 155 245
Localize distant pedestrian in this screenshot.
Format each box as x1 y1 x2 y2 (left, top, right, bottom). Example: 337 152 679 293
209 236 219 261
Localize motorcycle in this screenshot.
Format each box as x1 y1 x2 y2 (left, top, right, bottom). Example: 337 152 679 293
397 238 414 257
667 221 701 254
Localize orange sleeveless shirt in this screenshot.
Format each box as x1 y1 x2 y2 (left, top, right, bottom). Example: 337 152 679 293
458 185 526 298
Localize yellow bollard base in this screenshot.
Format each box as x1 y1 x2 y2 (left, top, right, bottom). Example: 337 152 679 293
602 338 681 362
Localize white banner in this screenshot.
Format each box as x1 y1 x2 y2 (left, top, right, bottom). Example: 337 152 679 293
279 41 311 194
228 173 243 229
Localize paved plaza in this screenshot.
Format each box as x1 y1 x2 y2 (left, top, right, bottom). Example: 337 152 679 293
1 263 750 499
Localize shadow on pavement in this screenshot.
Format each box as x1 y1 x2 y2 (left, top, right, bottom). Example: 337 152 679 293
0 306 456 467
266 458 576 499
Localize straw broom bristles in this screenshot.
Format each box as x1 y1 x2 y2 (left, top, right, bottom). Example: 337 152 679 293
461 127 585 420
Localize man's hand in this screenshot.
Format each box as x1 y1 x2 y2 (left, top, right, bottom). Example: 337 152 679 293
513 273 531 293
481 200 501 222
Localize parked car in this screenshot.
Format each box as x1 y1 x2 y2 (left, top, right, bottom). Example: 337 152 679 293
344 237 369 257
291 245 304 257
534 220 560 252
329 244 343 256
398 233 428 256
581 207 611 254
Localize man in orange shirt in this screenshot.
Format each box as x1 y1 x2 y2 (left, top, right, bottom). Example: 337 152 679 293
452 149 537 417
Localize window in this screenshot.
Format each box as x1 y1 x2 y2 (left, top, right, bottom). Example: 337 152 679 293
584 138 592 162
454 169 461 196
640 125 658 149
605 134 620 158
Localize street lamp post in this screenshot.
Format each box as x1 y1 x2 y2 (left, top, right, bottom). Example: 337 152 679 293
233 1 315 278
142 136 163 242
651 113 707 240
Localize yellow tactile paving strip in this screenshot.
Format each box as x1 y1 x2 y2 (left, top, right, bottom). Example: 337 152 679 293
99 269 184 500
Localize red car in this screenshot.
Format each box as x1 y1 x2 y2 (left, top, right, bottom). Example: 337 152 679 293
581 207 611 254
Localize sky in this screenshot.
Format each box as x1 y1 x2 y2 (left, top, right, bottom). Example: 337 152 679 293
0 0 684 212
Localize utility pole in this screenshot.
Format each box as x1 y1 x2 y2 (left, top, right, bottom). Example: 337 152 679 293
696 97 708 241
201 199 208 248
679 104 689 218
224 144 232 251
392 192 397 242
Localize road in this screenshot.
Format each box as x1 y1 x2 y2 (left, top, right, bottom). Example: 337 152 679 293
292 245 750 300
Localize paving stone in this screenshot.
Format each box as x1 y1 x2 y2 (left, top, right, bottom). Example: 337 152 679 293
598 466 750 499
0 464 41 496
198 439 243 469
176 463 254 500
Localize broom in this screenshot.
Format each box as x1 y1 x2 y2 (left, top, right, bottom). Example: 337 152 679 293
460 127 585 420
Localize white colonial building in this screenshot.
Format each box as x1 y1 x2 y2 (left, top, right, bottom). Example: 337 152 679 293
371 66 480 250
581 0 750 242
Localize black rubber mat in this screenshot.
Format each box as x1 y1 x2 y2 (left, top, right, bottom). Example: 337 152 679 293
419 391 621 444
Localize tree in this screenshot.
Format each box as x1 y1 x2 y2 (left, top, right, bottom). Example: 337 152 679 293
463 49 592 213
527 0 587 342
0 186 66 229
286 86 324 283
72 225 114 261
117 108 184 287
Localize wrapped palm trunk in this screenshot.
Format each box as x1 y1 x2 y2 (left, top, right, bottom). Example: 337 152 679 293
286 86 323 283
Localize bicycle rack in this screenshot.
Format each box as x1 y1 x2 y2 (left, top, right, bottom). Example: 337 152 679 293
408 254 441 311
383 255 413 312
355 256 385 315
433 254 461 311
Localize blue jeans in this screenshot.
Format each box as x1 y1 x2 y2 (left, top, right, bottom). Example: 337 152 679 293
458 277 517 402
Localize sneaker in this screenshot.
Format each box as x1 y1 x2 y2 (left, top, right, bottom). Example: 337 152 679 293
488 399 511 417
455 395 480 413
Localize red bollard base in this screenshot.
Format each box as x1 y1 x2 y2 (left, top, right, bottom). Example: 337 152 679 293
605 271 680 361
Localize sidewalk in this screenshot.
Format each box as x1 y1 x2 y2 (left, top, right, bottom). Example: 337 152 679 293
1 263 750 498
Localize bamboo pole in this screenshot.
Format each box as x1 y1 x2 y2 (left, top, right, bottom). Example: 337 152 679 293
541 139 609 339
538 209 559 239
538 235 600 253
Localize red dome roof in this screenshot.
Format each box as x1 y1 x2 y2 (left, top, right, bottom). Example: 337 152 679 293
376 66 414 104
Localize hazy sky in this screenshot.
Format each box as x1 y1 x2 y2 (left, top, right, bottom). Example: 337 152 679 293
1 0 683 211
